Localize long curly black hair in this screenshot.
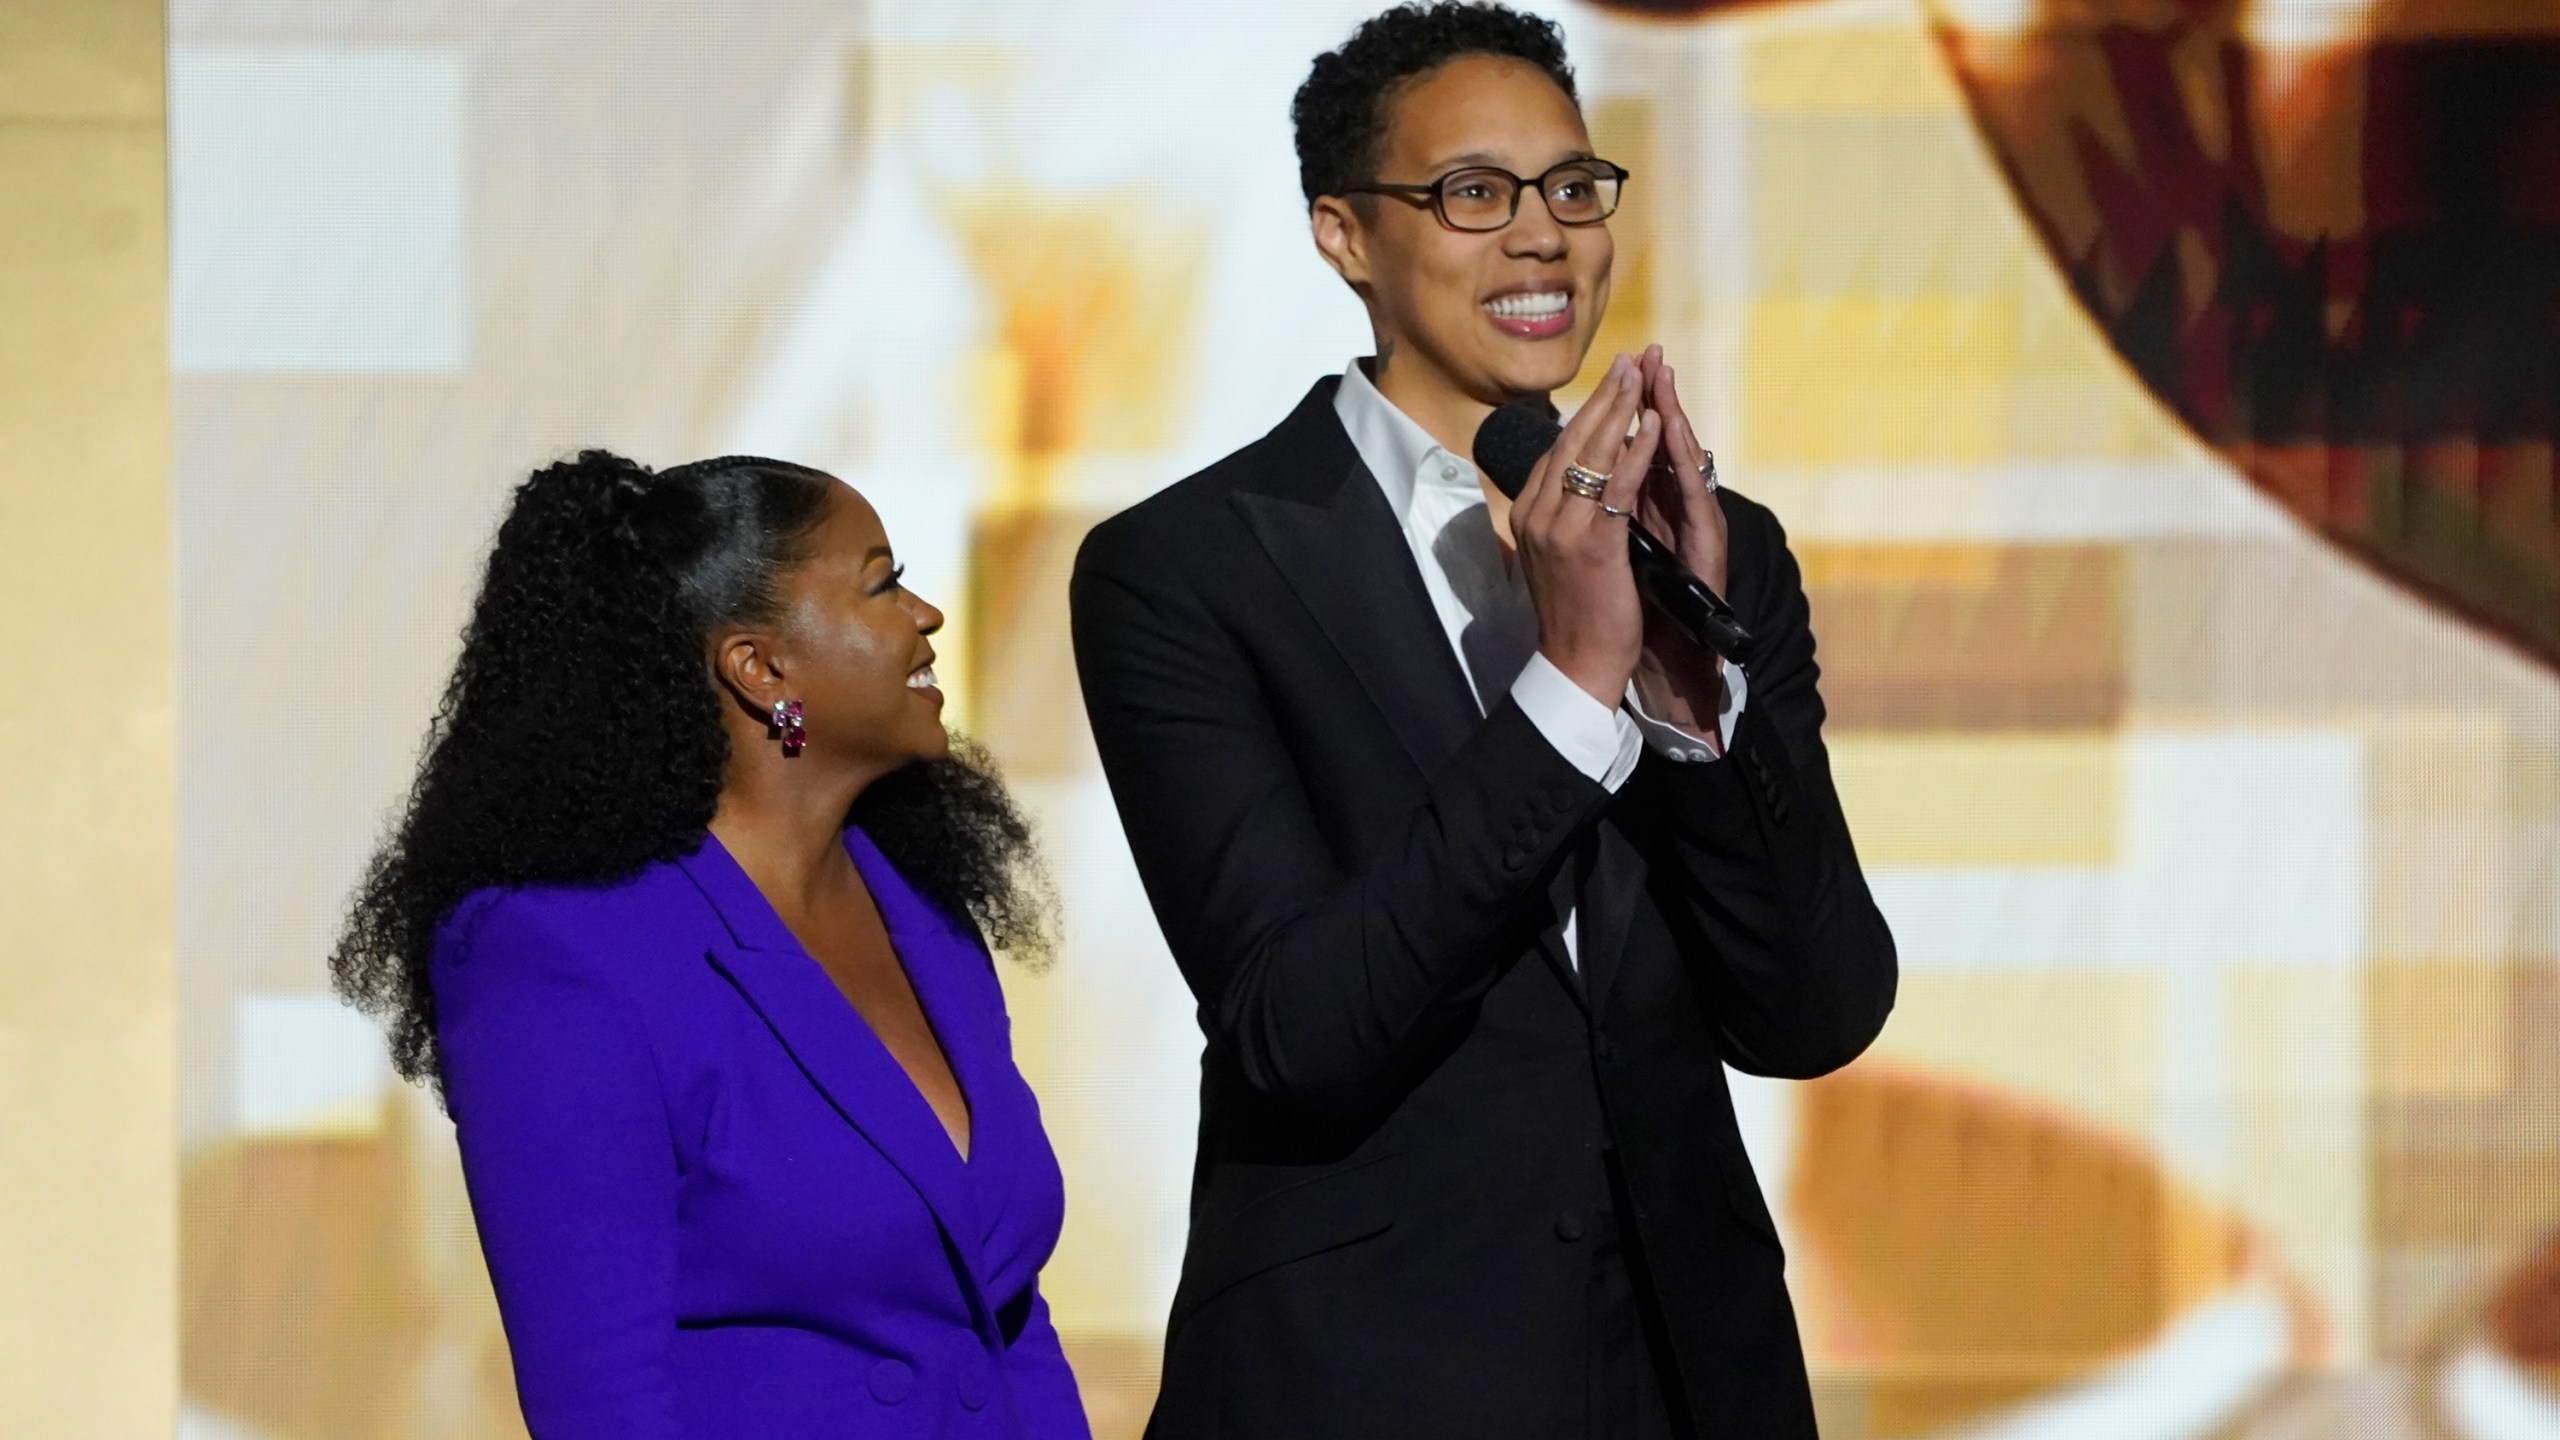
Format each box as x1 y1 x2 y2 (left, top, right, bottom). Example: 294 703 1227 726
1291 2 1578 204
332 450 1055 1095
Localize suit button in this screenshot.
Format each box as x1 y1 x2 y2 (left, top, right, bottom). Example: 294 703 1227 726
869 1358 915 1405
1596 1037 1619 1062
1555 1212 1586 1242
1545 783 1578 813
1503 846 1529 871
956 1350 994 1411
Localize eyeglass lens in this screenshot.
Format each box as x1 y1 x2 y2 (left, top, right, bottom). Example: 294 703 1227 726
1439 162 1620 231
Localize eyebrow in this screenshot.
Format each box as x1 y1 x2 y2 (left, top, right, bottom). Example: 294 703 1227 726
1424 147 1595 172
863 545 893 565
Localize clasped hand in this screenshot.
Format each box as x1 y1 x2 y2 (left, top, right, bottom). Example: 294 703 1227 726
1512 346 1729 736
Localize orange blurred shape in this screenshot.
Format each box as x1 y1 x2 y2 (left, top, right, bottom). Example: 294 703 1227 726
2487 1228 2560 1380
943 190 1205 494
183 1125 428 1438
181 1107 525 1440
1799 543 2125 732
1788 1063 2321 1437
967 506 1110 779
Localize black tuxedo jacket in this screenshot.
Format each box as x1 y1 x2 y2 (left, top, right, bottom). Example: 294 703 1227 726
1069 379 1896 1439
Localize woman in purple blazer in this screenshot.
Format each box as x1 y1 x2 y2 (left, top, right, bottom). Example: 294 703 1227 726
331 452 1090 1439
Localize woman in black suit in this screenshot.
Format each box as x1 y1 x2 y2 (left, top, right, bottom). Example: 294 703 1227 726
1068 6 1895 1438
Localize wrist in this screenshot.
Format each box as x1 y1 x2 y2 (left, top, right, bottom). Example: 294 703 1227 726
1542 643 1631 711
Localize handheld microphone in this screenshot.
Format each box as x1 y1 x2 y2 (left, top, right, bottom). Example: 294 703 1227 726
1472 401 1754 659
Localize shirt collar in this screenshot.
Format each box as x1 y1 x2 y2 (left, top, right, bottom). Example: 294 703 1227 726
1333 357 1479 524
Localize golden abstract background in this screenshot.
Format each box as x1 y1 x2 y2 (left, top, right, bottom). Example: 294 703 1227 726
144 2 2560 1438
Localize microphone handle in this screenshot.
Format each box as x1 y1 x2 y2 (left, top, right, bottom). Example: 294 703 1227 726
1626 523 1753 659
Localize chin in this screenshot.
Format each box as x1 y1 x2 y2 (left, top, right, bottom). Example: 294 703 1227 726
913 727 953 764
1487 350 1588 399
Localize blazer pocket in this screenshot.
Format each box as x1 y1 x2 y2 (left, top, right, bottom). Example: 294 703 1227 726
1172 1153 1404 1323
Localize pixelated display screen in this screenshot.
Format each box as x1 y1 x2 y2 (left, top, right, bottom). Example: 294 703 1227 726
170 2 2560 1436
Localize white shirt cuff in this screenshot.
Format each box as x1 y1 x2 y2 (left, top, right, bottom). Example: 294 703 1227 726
1512 652 1644 793
1625 661 1749 764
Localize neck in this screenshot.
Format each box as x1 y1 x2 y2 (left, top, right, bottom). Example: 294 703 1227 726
1368 343 1519 463
709 746 886 919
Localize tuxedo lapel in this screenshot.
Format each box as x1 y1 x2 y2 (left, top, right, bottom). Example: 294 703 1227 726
675 836 996 1327
1232 381 1480 779
1536 847 1589 1013
1581 819 1646 1022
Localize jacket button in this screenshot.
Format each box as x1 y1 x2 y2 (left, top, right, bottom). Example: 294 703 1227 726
1503 846 1529 871
869 1358 915 1405
956 1350 994 1411
1545 783 1578 813
1555 1212 1586 1242
1595 1037 1619 1063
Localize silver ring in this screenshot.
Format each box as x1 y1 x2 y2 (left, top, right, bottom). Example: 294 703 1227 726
1597 501 1633 517
1699 450 1720 494
1561 463 1610 500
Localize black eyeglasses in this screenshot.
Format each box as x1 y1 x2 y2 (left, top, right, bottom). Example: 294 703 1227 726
1338 159 1630 233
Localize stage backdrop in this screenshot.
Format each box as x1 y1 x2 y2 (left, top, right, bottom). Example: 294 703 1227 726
171 1 2560 1437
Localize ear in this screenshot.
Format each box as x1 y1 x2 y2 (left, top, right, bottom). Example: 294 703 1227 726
708 627 790 723
1309 195 1373 292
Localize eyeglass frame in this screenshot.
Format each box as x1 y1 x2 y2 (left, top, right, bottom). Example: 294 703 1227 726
1334 158 1632 233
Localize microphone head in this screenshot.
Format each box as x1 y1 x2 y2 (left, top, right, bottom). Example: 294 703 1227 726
1472 400 1562 500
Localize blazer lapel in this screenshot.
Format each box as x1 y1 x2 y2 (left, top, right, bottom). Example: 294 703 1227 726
1580 819 1647 1022
844 826 1016 1236
675 835 996 1323
1536 847 1589 1013
1232 380 1482 780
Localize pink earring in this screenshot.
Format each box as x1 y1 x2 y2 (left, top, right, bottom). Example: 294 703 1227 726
771 699 806 756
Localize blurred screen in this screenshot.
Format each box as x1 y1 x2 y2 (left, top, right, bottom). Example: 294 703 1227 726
170 1 2560 1437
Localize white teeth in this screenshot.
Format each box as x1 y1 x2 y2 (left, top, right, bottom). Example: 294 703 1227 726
907 665 937 690
1486 291 1569 319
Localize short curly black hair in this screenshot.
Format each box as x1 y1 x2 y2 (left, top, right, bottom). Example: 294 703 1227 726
1292 2 1579 206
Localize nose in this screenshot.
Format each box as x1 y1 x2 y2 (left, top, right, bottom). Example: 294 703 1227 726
1503 186 1569 260
910 592 945 636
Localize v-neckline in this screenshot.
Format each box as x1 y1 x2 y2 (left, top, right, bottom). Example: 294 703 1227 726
839 829 977 1166
713 827 980 1168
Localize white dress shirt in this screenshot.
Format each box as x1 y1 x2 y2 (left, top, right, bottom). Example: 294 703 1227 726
1333 361 1748 968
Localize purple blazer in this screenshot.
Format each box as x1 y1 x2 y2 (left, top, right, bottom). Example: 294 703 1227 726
433 826 1090 1440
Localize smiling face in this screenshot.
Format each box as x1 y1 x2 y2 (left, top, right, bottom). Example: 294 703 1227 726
1312 52 1613 431
748 484 949 776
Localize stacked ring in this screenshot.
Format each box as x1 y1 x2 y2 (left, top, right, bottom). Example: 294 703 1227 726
1560 463 1611 501
1700 450 1720 495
